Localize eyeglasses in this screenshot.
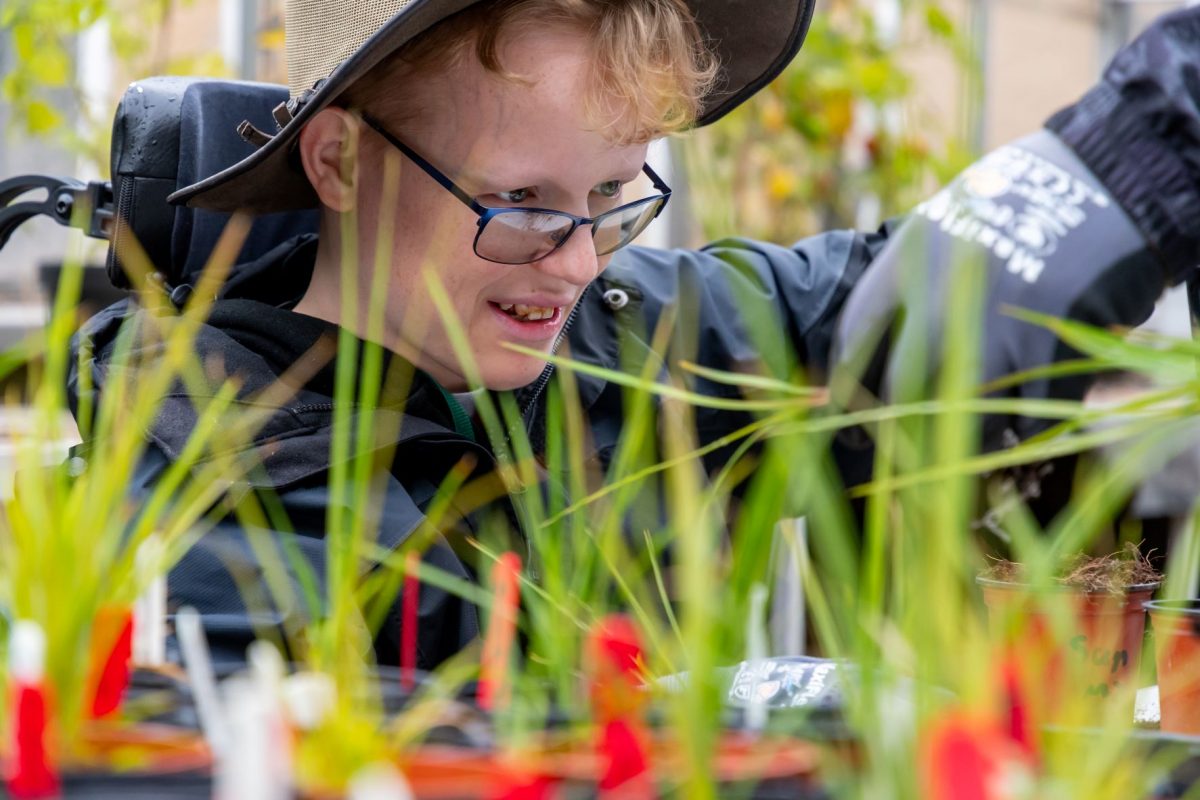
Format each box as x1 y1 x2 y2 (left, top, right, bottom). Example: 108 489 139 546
359 112 672 266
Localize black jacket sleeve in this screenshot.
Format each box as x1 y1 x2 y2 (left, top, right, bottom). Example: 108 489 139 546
607 227 893 384
574 230 892 488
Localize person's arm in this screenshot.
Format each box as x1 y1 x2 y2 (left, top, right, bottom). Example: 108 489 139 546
607 226 896 386
830 7 1200 446
589 231 893 486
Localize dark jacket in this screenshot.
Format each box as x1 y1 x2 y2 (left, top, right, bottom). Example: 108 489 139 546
69 228 889 668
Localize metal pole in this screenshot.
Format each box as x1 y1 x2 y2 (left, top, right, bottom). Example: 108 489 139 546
967 0 989 154
1099 0 1133 67
77 21 112 181
241 0 260 80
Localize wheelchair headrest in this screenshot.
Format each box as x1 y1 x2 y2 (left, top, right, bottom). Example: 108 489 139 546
106 77 319 291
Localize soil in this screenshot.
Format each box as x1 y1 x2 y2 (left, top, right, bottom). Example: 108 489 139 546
981 542 1161 594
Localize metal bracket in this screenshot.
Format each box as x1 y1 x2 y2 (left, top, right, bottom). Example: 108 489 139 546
0 174 114 252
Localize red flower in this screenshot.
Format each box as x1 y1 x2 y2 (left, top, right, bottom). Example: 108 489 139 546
598 719 654 799
491 771 556 800
921 712 1035 800
586 617 654 799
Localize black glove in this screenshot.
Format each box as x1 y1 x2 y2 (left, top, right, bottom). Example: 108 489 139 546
831 6 1200 448
1045 4 1200 280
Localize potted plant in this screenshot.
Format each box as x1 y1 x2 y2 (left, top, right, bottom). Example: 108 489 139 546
977 546 1161 725
0 239 290 793
1143 599 1200 735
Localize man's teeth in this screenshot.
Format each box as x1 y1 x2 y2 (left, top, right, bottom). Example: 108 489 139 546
498 303 557 321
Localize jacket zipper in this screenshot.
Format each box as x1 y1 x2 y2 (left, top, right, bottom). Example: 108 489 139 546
105 176 136 289
506 285 592 580
519 284 589 419
291 402 336 414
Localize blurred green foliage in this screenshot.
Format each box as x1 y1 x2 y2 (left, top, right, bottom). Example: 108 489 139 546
2 0 228 174
682 0 979 243
1 0 104 135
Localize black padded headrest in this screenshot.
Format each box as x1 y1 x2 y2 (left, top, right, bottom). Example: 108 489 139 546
106 77 318 290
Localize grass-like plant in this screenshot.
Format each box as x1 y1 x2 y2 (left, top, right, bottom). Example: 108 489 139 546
31 130 1197 800
0 213 321 764
139 208 1200 799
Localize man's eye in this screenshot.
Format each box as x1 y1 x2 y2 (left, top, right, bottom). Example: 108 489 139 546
497 188 530 203
595 180 622 198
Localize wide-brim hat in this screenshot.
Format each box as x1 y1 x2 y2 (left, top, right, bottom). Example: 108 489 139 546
170 0 817 214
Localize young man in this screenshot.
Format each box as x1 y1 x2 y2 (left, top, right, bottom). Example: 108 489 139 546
76 0 1200 666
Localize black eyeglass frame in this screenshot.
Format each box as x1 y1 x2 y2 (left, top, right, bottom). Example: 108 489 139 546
359 112 673 265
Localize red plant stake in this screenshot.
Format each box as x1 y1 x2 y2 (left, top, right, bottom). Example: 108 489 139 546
401 550 420 693
478 552 522 712
87 606 134 719
6 621 59 799
587 616 653 800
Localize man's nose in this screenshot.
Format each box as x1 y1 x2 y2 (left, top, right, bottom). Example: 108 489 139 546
534 225 601 286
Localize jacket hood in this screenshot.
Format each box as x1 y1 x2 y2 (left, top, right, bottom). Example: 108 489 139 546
68 288 466 492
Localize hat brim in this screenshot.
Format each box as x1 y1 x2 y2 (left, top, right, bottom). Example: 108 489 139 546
170 0 816 214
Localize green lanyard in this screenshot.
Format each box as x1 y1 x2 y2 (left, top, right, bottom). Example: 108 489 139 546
435 384 476 443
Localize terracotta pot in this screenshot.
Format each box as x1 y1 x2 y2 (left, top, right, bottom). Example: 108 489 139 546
394 745 503 799
505 730 819 797
310 730 819 799
69 720 212 775
660 732 819 786
1146 599 1200 735
978 578 1158 723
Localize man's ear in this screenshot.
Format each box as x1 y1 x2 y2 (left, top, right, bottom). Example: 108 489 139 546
298 107 362 212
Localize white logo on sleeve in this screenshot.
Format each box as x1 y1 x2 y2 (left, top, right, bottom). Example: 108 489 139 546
914 145 1110 284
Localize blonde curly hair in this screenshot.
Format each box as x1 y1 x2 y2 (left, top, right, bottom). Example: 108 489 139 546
342 0 720 144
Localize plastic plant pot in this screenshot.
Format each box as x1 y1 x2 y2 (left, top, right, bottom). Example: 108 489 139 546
663 731 821 794
520 729 821 797
71 720 212 775
1 722 215 800
372 730 821 799
1146 599 1200 735
304 744 548 800
978 577 1159 724
393 745 503 799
